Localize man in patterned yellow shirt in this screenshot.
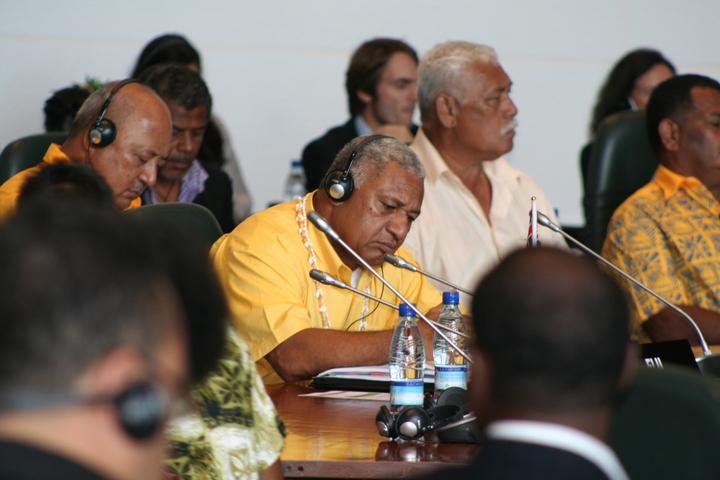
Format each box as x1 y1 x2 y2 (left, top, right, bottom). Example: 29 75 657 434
603 74 720 344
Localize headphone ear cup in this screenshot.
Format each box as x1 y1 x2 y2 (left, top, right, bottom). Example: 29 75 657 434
114 383 166 440
437 386 468 414
425 404 463 429
324 169 354 202
395 406 430 440
89 119 117 148
375 404 397 438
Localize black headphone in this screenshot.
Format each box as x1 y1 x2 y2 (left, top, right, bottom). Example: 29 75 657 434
323 134 390 202
113 383 167 440
375 387 472 441
88 79 139 148
0 382 166 441
375 403 463 441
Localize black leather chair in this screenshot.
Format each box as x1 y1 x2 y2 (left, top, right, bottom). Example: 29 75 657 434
583 111 658 253
125 202 224 252
610 366 720 480
0 133 67 184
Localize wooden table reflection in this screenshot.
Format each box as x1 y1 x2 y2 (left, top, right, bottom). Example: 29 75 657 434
267 384 475 479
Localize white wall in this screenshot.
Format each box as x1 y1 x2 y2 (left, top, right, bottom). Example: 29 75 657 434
2 0 720 225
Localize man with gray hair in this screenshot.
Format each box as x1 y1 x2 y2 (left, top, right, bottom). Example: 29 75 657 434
212 134 443 384
403 41 566 307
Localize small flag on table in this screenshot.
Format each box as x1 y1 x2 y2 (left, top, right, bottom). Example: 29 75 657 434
527 196 540 247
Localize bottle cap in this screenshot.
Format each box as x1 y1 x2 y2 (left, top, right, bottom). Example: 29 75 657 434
442 291 460 305
399 303 416 317
291 159 302 167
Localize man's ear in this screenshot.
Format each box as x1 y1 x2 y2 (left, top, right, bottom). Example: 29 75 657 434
658 118 681 152
357 88 373 105
435 93 460 129
75 345 148 397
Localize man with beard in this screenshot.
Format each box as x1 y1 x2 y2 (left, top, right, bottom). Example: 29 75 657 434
139 64 235 232
403 41 566 308
0 80 171 220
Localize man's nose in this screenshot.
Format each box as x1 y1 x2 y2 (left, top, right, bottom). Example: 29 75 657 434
138 160 158 187
506 96 518 118
387 214 411 241
409 83 419 103
178 131 193 153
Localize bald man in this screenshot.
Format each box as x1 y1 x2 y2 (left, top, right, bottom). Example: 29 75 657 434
0 80 171 219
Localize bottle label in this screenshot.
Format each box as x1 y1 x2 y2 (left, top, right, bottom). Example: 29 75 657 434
390 380 424 406
435 365 467 390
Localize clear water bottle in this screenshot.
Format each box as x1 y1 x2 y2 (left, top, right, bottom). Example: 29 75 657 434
433 291 467 397
283 159 306 202
389 303 426 413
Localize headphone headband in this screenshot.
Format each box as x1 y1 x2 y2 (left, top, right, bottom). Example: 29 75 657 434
89 79 139 148
323 134 391 201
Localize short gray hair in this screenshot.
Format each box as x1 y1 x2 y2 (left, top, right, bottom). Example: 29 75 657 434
418 41 499 122
325 135 424 189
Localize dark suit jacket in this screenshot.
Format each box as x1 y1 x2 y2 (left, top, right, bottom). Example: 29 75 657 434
421 440 611 480
301 119 358 192
301 118 419 192
194 164 236 233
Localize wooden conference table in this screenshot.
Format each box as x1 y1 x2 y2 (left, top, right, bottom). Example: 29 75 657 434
267 384 476 479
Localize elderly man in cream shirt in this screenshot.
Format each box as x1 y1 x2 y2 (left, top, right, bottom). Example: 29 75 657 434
403 41 566 307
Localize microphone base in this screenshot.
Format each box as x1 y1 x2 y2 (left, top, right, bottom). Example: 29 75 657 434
697 353 720 379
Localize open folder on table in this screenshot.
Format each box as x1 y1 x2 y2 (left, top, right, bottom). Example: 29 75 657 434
309 364 435 392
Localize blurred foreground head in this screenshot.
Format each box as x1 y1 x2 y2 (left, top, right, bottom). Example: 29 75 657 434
0 198 226 480
471 247 632 421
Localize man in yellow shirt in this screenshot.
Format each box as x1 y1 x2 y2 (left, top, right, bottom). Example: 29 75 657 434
212 134 443 384
603 74 720 344
0 80 171 219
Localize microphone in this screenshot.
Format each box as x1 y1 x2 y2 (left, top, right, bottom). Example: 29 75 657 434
384 254 474 297
310 269 398 310
536 211 720 375
306 211 472 363
309 269 470 339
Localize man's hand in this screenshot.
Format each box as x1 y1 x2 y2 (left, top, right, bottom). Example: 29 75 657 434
374 124 415 144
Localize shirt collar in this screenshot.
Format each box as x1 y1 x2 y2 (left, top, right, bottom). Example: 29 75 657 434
655 164 704 200
410 128 451 184
354 115 374 136
177 160 208 203
43 143 71 164
410 128 520 188
486 419 629 480
143 160 208 205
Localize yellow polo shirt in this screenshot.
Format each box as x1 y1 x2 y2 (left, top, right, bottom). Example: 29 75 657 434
211 193 443 384
602 165 720 342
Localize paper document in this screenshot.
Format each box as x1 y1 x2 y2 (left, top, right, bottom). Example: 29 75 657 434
314 364 435 383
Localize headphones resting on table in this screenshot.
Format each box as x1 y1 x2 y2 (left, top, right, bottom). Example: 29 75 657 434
375 387 468 441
